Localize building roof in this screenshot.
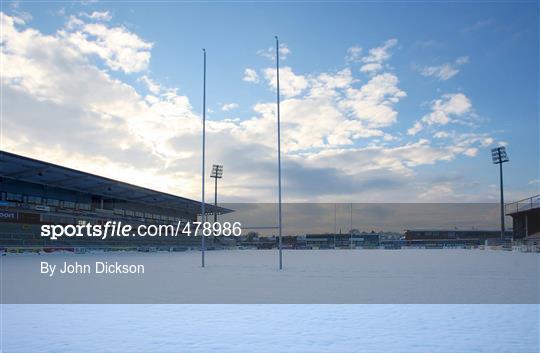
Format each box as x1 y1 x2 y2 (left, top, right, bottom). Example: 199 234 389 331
0 150 232 215
405 229 510 233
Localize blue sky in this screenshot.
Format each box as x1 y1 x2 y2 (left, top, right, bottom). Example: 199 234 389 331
1 1 538 202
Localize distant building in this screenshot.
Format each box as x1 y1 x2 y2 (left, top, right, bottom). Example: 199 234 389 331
404 229 511 247
304 233 380 249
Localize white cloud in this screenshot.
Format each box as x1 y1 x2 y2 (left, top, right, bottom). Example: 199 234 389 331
341 73 406 128
245 97 384 153
256 67 405 151
408 93 472 135
363 39 398 63
1 12 195 175
139 75 161 95
303 132 494 184
257 42 290 61
81 11 112 22
279 43 291 59
407 122 423 136
345 46 362 63
221 103 239 111
360 62 382 73
59 15 153 73
433 131 450 139
263 66 308 98
422 64 458 81
308 69 354 99
304 139 455 176
425 93 472 124
243 68 259 83
421 56 469 81
240 69 404 153
360 38 397 74
463 148 478 157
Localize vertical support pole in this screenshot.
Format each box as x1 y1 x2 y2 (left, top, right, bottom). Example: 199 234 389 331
498 149 505 242
334 204 337 249
214 176 218 223
525 214 528 238
275 36 283 270
350 203 353 249
334 204 337 233
201 49 206 268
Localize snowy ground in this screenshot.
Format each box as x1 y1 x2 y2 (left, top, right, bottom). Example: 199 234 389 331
2 249 539 303
1 304 539 353
1 250 539 352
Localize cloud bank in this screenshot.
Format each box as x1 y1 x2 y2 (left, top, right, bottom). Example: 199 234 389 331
1 12 501 202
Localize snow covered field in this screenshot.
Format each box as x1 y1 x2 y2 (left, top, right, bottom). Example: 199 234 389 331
2 304 539 353
2 249 539 303
1 250 539 352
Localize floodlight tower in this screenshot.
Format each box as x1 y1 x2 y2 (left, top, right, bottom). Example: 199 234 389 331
491 146 509 241
210 164 223 223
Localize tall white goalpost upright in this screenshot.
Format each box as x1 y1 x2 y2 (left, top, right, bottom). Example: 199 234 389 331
201 48 206 268
275 36 283 270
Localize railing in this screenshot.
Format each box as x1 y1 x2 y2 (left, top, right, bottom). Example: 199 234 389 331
505 194 540 215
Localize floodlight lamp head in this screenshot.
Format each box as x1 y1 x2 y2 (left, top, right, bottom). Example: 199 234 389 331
491 146 509 164
210 164 223 178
